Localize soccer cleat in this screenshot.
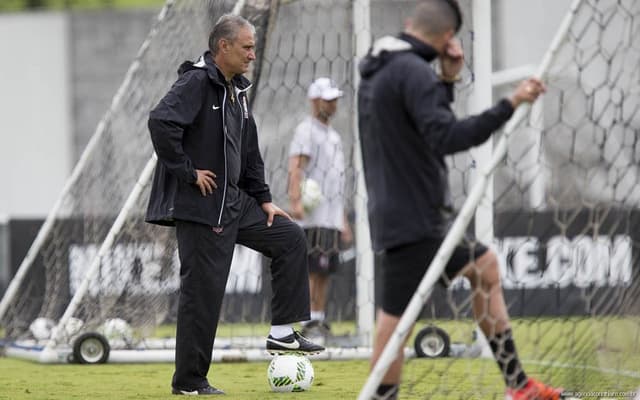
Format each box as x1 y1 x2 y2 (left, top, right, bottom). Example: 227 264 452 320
266 330 325 355
171 385 225 395
370 385 399 400
505 378 564 400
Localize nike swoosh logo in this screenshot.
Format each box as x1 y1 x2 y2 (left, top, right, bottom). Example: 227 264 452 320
268 338 300 349
212 105 220 110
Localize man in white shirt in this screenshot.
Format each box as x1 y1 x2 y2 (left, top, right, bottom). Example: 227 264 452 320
288 77 353 335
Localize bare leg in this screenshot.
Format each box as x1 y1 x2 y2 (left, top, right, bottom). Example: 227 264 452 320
370 309 414 385
309 272 330 313
461 249 531 390
460 250 510 336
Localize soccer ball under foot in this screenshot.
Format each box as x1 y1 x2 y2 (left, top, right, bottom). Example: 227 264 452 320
267 354 314 392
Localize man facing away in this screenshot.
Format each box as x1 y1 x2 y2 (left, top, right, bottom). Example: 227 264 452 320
358 1 563 399
146 14 324 396
288 78 353 337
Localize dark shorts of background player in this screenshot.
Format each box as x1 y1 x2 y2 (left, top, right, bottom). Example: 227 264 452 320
303 227 341 275
381 236 489 316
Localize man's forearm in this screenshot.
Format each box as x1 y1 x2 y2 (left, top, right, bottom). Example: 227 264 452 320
288 167 303 205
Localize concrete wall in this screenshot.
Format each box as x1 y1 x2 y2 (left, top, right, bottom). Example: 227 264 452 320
0 215 8 294
0 12 72 219
69 9 158 162
0 9 158 219
493 0 574 71
0 9 157 297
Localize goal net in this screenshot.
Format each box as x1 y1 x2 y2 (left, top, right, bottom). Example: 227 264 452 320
0 0 638 396
0 0 471 361
0 0 241 355
360 0 640 398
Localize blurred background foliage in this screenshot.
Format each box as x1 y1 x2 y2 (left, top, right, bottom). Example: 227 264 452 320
0 0 165 12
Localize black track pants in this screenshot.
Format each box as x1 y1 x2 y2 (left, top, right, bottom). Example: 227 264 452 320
171 192 310 390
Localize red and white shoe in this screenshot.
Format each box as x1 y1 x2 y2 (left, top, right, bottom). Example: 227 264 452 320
505 378 564 400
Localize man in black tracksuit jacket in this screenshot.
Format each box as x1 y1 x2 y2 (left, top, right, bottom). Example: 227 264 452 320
146 15 323 396
356 1 560 400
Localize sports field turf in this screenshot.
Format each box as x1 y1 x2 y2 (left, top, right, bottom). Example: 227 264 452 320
1 318 638 399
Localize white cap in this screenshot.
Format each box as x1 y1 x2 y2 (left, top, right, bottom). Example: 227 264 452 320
307 77 343 101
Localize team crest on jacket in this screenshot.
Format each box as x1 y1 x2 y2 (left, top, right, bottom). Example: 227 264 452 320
242 95 249 119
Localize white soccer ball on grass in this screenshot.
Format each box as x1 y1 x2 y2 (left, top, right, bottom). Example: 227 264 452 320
267 354 314 392
301 178 324 214
98 318 133 342
29 317 55 341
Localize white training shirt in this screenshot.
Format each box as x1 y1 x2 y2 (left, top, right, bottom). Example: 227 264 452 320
289 116 345 230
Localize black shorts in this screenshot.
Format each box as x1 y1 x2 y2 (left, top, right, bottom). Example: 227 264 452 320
304 227 341 275
381 236 488 316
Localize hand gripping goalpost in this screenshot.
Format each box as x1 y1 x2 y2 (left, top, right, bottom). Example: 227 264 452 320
356 0 584 398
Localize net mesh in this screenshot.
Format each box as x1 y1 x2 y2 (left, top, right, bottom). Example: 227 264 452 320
0 0 638 397
0 0 466 346
0 0 238 339
399 0 640 397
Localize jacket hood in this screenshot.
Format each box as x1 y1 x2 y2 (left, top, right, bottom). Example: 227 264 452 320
359 33 439 79
178 51 252 90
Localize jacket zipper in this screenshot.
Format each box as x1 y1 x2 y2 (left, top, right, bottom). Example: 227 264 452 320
214 82 252 233
236 84 252 134
215 85 229 232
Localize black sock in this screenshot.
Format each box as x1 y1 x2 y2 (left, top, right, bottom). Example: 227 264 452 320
376 384 398 399
488 329 528 388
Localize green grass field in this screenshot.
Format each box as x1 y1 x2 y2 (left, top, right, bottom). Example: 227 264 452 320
1 318 639 399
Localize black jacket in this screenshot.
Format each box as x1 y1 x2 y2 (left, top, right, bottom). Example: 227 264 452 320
358 33 514 251
146 52 271 228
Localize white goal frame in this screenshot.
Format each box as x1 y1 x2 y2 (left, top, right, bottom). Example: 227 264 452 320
357 0 584 398
0 0 595 369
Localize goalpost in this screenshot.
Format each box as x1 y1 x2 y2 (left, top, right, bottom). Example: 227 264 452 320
0 0 247 362
357 1 580 396
359 0 640 397
1 0 639 397
0 0 385 364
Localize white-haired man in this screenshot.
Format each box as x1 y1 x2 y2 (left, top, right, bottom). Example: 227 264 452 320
147 14 324 396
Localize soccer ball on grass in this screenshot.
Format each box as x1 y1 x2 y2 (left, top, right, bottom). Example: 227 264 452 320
98 318 133 343
267 354 314 392
29 317 55 341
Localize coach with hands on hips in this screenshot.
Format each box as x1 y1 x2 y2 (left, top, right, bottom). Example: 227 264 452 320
146 14 324 396
357 1 561 399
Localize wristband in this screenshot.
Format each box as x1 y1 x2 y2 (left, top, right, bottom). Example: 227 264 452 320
439 74 462 83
